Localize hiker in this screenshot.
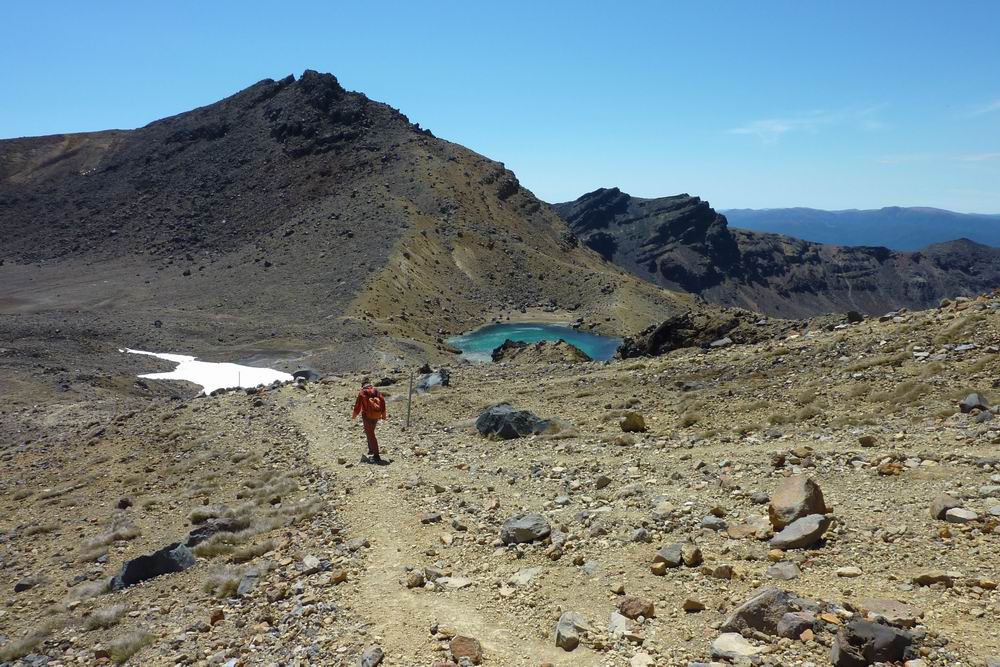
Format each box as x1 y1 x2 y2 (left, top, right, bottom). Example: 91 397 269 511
351 378 387 463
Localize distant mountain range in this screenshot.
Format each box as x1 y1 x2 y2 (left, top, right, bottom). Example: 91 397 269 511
554 188 1000 317
723 206 1000 251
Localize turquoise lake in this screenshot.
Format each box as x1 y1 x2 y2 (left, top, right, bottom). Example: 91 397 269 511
448 322 621 362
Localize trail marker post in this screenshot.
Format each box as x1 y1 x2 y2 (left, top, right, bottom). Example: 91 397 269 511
405 371 414 429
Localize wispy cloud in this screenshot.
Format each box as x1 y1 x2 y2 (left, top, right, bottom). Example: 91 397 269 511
729 105 887 143
875 151 1000 164
955 152 1000 162
967 99 1000 117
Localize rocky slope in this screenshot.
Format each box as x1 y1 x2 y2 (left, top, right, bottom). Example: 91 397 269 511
553 188 1000 318
1 293 998 665
0 72 685 383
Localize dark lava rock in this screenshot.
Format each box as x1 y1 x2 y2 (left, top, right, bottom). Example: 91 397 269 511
14 576 43 593
111 542 196 590
831 619 913 667
475 403 549 439
500 513 551 545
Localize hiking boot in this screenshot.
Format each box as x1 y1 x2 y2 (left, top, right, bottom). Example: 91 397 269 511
372 454 384 464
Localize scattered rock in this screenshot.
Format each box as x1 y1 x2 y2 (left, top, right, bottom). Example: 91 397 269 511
14 576 42 593
860 599 925 628
618 595 654 619
682 598 705 613
945 507 978 524
766 562 800 581
358 645 384 667
450 636 482 665
555 611 589 651
711 633 765 661
777 611 816 639
769 514 830 549
929 494 962 520
959 393 989 414
720 588 801 635
500 514 551 544
769 476 828 529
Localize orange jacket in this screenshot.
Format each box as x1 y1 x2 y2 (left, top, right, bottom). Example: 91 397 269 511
352 386 387 420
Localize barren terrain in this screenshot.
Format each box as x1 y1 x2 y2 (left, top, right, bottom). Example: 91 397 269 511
2 294 998 666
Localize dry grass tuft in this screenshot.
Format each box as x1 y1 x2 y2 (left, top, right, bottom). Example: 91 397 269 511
107 630 152 664
0 619 65 660
65 578 111 602
203 567 244 598
84 604 127 631
24 522 60 536
678 412 701 428
188 505 225 524
231 540 274 564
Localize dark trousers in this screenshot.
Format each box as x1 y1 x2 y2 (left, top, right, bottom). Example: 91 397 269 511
362 416 380 457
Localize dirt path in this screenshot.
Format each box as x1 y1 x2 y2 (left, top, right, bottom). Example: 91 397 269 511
282 392 600 666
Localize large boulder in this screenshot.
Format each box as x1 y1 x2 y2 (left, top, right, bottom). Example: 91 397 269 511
768 476 828 529
111 542 196 590
500 514 551 545
769 514 830 549
476 403 550 439
830 620 913 667
555 611 589 651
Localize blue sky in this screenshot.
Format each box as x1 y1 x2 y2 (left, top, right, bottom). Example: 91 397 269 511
2 1 999 212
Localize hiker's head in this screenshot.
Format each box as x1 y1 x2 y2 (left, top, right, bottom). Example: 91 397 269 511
361 376 372 388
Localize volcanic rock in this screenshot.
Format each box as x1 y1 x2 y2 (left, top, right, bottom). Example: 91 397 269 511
111 542 196 590
475 403 550 439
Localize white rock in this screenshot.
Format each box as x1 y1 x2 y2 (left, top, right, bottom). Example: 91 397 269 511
711 632 764 660
945 508 978 523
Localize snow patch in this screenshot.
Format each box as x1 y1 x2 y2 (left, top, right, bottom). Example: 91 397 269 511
121 348 293 395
